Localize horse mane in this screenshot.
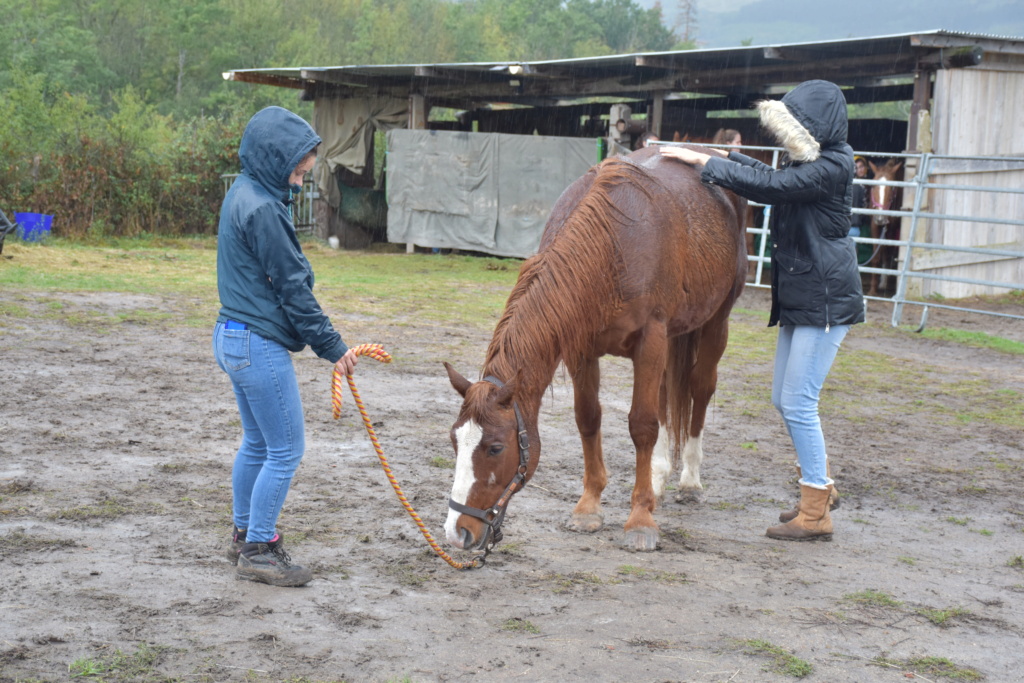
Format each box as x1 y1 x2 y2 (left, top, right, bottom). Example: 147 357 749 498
483 158 655 385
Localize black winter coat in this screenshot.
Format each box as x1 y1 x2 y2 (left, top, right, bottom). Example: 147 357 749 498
700 80 865 328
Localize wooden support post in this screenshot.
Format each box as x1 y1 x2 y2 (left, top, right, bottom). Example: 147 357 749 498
649 91 665 139
406 93 429 253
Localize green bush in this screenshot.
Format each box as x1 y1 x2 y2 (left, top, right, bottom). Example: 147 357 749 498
0 79 245 238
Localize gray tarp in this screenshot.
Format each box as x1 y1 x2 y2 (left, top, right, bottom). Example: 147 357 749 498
386 129 598 258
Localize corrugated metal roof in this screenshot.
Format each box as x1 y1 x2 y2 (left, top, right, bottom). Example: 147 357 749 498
223 29 1024 108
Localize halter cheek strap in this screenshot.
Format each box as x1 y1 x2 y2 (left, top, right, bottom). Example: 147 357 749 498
447 375 532 556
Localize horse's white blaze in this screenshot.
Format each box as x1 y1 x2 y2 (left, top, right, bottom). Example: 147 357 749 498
677 432 704 491
650 423 672 498
445 419 482 547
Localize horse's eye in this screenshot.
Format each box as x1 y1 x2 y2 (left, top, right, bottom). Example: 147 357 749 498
487 444 505 457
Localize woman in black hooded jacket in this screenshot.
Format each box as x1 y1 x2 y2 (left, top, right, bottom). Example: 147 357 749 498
661 79 864 542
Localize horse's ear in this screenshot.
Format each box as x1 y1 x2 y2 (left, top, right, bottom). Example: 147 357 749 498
672 131 682 142
892 161 903 173
444 362 472 398
869 160 880 175
492 372 519 408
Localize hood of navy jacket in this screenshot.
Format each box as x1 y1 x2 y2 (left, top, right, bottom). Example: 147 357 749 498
216 108 348 363
239 106 321 201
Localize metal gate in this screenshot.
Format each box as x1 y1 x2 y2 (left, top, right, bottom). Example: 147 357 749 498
734 147 1024 329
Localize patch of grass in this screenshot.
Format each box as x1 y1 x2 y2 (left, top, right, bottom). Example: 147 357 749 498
0 300 32 319
919 326 1024 355
897 556 916 566
548 571 603 593
627 636 673 649
381 561 428 587
917 606 971 627
68 642 166 680
946 516 971 526
711 501 745 511
842 589 903 608
495 540 526 556
500 617 540 634
615 565 688 584
49 498 130 521
873 654 984 680
738 639 813 678
1008 555 1024 569
740 441 758 450
428 455 455 469
0 530 76 554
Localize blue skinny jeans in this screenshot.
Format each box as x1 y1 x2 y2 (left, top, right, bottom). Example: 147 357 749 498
212 323 305 543
771 324 850 489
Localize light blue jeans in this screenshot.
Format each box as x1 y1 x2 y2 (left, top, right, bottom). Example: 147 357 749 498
213 323 305 543
771 324 850 488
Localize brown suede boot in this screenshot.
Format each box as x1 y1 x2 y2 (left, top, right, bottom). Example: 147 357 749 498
778 465 839 523
767 485 834 541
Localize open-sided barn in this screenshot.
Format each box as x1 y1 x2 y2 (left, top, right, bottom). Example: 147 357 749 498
224 29 1024 298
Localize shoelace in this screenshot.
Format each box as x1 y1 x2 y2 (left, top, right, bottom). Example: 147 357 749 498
266 542 293 566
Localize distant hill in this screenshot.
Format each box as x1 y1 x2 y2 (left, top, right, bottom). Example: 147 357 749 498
643 0 1024 49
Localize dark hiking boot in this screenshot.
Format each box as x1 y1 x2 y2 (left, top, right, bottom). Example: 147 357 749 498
226 527 246 565
236 535 313 587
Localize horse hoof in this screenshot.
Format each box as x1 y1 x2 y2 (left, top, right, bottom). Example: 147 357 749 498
674 488 704 505
621 528 660 552
566 513 604 533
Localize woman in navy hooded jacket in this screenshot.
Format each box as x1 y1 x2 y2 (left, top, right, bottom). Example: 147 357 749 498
213 106 358 586
661 80 864 542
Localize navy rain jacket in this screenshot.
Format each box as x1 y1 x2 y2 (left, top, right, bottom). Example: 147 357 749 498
701 80 865 328
216 106 348 362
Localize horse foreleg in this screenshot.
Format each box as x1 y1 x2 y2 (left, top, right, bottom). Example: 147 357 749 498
868 222 884 297
677 313 729 504
623 325 668 552
567 356 607 533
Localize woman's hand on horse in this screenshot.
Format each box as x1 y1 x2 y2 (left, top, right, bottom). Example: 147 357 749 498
659 146 712 167
335 348 358 376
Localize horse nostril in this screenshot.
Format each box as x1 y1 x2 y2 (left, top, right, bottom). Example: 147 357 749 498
460 526 474 549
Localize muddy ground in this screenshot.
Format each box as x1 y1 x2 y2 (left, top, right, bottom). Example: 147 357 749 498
1 283 1023 683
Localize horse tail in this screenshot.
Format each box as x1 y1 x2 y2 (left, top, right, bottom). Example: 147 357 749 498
665 330 698 467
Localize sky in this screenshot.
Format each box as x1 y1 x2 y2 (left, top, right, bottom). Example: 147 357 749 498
647 0 1024 49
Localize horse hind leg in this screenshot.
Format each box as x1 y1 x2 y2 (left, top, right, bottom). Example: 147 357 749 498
650 379 672 501
675 431 705 504
567 356 607 534
674 316 729 504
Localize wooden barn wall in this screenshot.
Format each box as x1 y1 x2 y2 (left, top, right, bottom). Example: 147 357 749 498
916 63 1024 298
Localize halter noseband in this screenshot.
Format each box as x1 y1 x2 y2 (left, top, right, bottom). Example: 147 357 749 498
448 375 532 557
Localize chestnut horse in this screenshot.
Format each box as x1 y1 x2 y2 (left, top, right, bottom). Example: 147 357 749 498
443 146 748 553
866 159 904 296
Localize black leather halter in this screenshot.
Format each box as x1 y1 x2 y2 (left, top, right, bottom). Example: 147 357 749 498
448 375 531 556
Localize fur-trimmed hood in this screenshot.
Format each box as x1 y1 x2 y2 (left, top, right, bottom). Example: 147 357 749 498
757 80 849 163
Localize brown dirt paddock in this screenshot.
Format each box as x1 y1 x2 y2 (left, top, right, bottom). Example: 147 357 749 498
1 285 1022 682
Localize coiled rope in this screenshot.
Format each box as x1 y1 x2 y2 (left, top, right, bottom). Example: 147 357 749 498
332 343 481 570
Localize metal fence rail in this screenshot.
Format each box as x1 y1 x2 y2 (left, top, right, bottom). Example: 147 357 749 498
696 145 1024 330
220 174 318 234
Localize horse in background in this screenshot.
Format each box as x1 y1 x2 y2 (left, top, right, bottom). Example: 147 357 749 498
865 159 904 296
443 146 748 553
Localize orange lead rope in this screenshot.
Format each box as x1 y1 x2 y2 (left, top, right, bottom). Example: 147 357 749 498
332 343 481 570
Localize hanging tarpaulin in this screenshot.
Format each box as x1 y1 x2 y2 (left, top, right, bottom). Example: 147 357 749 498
312 96 407 208
386 129 595 258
